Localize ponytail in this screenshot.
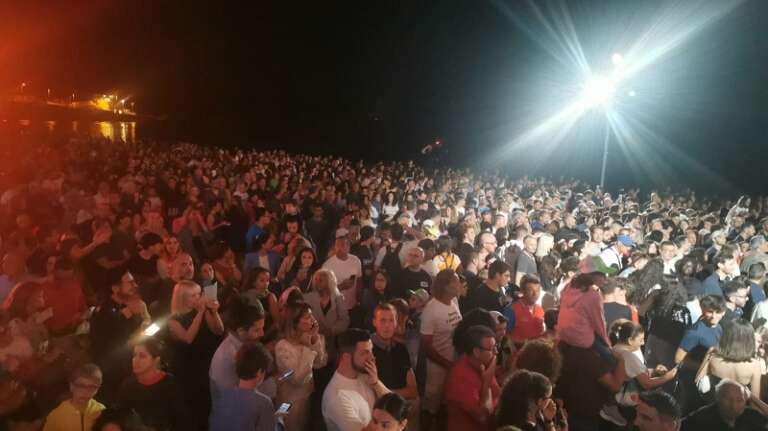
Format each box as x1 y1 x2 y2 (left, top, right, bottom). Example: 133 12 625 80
609 319 643 345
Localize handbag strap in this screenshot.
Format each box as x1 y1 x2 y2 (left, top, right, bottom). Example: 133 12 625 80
695 347 715 384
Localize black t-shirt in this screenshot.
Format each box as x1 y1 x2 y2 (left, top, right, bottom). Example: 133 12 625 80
87 234 133 289
305 218 332 258
90 297 144 365
603 302 633 329
466 283 506 312
118 373 191 431
350 243 374 278
648 304 692 345
128 254 159 280
460 271 483 315
391 268 432 300
372 337 412 390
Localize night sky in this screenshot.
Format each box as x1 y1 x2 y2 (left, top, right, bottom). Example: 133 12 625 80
2 1 768 193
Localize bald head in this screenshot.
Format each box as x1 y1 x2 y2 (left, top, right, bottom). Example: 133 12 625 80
172 253 194 281
716 379 748 423
406 247 425 268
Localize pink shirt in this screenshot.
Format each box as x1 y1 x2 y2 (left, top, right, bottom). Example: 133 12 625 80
557 285 609 348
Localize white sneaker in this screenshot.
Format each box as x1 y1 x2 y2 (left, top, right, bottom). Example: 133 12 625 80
600 404 627 427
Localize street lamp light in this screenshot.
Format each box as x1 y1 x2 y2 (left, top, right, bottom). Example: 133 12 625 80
579 75 617 109
578 53 630 189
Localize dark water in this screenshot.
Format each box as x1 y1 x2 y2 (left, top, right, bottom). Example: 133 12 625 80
2 119 138 143
0 118 311 153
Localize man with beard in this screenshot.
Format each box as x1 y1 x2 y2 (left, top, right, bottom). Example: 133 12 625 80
89 271 150 402
322 328 391 431
153 252 194 316
209 297 270 402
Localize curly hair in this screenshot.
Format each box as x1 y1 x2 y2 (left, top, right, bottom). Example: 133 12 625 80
514 338 562 384
654 279 689 315
628 258 665 305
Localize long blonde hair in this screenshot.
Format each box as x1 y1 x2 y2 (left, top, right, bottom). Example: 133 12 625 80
170 280 201 314
309 269 340 298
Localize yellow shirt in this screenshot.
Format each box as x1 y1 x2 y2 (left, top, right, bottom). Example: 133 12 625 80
43 399 106 431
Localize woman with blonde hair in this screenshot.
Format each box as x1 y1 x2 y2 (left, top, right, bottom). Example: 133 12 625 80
303 269 349 359
167 280 224 430
275 302 328 430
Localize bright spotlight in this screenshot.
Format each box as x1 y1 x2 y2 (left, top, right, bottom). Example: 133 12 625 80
611 53 624 66
628 90 636 97
580 75 616 109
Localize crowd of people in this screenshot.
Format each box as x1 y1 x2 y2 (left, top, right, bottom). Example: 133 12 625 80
1 133 768 431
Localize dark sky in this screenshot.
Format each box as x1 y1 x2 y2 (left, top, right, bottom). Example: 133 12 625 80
2 1 768 193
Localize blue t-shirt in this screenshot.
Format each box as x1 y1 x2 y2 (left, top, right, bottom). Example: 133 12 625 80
701 273 724 297
750 281 766 304
679 320 723 362
245 225 266 252
209 387 275 431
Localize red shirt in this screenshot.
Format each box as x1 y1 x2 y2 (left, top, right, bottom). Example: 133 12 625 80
509 301 545 343
445 355 500 431
42 280 86 334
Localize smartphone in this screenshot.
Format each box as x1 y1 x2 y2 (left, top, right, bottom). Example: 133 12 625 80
276 403 292 415
204 284 218 301
144 323 161 337
277 369 295 382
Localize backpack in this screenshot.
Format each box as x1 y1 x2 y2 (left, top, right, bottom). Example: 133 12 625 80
381 242 404 277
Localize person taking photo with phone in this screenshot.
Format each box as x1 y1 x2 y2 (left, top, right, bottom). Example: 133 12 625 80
275 302 328 431
167 280 224 430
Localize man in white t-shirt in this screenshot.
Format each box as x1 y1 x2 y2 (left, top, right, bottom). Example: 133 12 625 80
599 234 634 271
322 329 390 431
420 269 463 424
323 236 363 311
